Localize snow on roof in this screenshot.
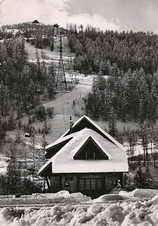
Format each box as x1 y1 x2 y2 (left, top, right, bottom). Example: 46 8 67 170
45 132 75 150
39 127 128 175
46 115 124 151
61 115 124 149
71 135 113 160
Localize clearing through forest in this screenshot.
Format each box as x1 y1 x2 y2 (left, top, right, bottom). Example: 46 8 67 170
25 39 94 143
43 75 93 143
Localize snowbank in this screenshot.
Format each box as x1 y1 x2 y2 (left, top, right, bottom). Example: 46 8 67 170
0 208 21 226
93 194 129 203
32 190 70 199
150 195 158 205
0 201 155 226
31 190 91 202
2 190 158 225
129 189 158 199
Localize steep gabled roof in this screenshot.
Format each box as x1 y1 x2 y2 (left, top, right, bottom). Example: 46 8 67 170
39 127 128 176
45 115 124 159
45 132 75 151
45 136 73 158
61 115 122 147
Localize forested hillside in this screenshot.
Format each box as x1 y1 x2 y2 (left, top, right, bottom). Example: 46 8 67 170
1 23 158 139
84 70 158 123
0 37 55 141
67 26 158 125
68 26 158 75
1 22 66 51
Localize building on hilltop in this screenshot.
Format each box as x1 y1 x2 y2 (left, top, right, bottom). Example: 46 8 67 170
32 20 40 24
38 115 128 197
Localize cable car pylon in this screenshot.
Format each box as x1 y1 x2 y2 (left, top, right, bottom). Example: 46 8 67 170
55 31 67 92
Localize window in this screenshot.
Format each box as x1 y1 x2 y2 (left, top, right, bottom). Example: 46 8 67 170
79 176 104 192
74 137 109 160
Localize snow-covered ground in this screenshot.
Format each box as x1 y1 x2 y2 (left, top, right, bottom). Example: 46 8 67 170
124 140 158 157
0 154 9 175
25 37 74 63
41 73 94 143
1 189 158 225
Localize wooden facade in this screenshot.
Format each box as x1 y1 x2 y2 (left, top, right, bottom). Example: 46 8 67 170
47 172 124 197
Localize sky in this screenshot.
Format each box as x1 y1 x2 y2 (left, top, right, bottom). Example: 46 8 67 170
0 0 158 33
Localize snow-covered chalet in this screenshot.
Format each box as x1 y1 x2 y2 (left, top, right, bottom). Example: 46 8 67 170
38 115 128 196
